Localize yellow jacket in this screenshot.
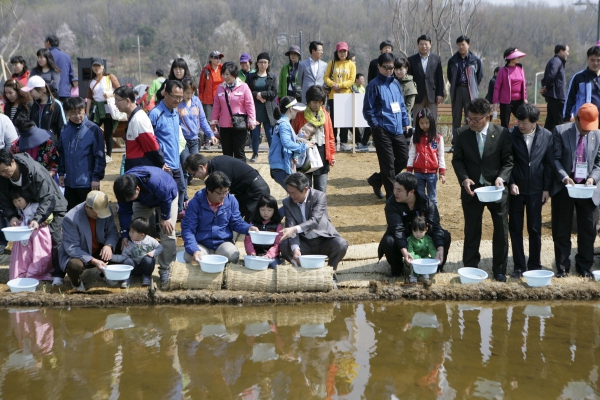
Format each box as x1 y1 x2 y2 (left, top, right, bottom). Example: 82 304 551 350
324 60 356 100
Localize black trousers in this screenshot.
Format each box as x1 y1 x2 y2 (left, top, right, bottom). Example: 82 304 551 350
66 252 121 286
64 187 92 211
220 127 248 162
98 116 114 156
50 211 66 278
451 86 470 145
508 192 543 271
544 97 565 133
379 229 451 276
236 176 271 222
499 100 524 128
551 187 597 274
360 127 372 146
280 235 348 270
462 193 509 276
370 128 408 198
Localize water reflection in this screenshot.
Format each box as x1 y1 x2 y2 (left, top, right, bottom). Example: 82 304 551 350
0 301 599 399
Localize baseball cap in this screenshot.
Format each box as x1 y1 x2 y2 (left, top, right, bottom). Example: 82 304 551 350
86 191 112 219
210 51 224 59
92 57 103 66
577 103 599 131
336 42 349 52
20 75 46 92
239 53 252 63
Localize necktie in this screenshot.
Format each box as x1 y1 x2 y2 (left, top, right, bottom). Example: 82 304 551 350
477 131 485 184
574 134 585 183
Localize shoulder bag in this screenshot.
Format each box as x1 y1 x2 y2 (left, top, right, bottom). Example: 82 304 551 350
322 60 334 95
224 88 248 131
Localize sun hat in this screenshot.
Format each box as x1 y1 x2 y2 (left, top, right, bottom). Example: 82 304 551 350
285 98 306 112
577 103 599 131
505 49 526 60
284 45 301 57
86 191 112 219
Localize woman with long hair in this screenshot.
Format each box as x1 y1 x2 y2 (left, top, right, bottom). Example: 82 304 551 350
156 57 192 103
324 42 357 152
3 79 31 123
21 75 65 144
278 46 301 100
291 85 336 192
493 48 527 128
10 56 29 86
199 51 224 150
210 62 256 162
247 52 278 162
30 48 61 97
85 58 120 162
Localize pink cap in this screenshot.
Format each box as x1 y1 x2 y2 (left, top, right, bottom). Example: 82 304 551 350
336 42 349 52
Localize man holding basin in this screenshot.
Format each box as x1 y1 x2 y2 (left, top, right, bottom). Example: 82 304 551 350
551 103 600 279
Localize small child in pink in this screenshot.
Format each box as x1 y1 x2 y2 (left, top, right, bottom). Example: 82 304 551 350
8 188 54 281
243 195 282 269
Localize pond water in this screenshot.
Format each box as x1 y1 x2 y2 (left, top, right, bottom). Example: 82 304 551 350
1 301 599 399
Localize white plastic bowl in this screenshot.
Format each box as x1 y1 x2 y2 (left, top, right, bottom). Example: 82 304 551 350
474 186 505 202
566 184 596 199
251 343 279 362
593 271 600 282
298 255 327 269
412 258 439 275
411 312 440 328
458 267 488 284
2 227 33 242
7 278 39 293
299 323 328 338
249 231 279 245
103 265 134 281
199 254 228 273
244 321 271 337
244 256 271 271
523 270 554 287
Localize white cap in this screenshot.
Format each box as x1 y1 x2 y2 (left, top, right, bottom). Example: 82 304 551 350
21 76 46 92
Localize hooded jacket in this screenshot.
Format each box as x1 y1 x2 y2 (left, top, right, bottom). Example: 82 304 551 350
447 51 483 101
268 115 307 174
29 97 66 143
563 68 599 120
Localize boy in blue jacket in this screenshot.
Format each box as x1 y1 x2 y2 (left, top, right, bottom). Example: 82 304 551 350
58 97 106 210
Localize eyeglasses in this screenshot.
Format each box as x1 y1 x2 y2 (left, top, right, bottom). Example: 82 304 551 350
114 97 127 103
168 93 184 102
381 65 394 71
213 189 229 197
466 115 489 123
67 111 86 117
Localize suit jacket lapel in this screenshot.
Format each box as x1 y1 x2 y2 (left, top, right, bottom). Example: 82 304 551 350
587 131 597 167
467 128 481 160
483 124 497 158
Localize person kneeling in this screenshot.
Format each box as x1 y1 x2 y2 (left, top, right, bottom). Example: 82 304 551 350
405 216 437 286
244 195 283 269
181 171 259 264
116 217 162 288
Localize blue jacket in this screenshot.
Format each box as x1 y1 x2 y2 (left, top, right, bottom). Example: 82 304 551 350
149 101 180 170
564 68 598 120
181 188 251 254
116 166 178 238
49 47 75 98
178 95 213 140
363 72 410 135
57 117 106 188
268 115 306 174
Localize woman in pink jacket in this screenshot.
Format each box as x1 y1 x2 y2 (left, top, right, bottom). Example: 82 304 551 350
493 48 527 128
211 61 256 162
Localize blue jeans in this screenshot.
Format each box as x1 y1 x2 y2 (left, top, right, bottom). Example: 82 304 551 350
268 256 281 270
270 169 289 190
251 121 273 154
179 139 199 211
415 172 438 206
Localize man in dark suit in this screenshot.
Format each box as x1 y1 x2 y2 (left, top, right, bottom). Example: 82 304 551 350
508 104 554 279
280 173 348 285
550 103 600 278
408 34 445 121
452 98 513 282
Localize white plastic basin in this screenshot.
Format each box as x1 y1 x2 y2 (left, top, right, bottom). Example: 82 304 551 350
249 231 279 245
412 258 439 275
593 271 600 282
250 343 279 362
244 321 271 337
199 254 228 273
298 255 327 269
523 270 554 287
7 278 39 292
2 227 33 242
458 267 488 284
411 312 440 328
566 184 596 199
103 265 134 281
299 323 328 338
474 186 504 202
244 256 271 271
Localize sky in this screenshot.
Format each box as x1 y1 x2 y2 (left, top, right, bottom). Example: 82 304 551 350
484 0 576 5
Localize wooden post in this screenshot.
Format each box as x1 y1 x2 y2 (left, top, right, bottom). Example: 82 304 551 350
352 91 356 154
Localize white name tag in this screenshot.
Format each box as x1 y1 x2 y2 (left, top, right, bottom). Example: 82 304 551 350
391 102 401 113
575 162 587 180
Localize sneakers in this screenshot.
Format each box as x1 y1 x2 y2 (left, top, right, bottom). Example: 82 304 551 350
159 270 169 288
73 281 86 292
203 144 211 151
105 155 113 163
52 277 64 286
121 278 131 289
340 143 352 152
142 276 152 287
249 153 258 163
356 143 369 152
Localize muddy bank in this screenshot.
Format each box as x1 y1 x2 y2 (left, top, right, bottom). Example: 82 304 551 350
2 280 600 307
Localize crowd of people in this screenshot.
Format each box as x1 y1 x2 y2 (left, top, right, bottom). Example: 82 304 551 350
0 31 598 293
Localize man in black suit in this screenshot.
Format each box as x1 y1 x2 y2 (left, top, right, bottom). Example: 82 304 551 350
452 98 513 282
408 34 445 121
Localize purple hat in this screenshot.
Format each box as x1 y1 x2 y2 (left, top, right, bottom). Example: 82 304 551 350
239 53 252 63
285 45 301 57
505 49 526 60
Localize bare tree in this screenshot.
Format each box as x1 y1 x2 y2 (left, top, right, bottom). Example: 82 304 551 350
0 0 26 57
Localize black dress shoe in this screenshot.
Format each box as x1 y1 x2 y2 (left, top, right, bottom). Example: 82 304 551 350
366 177 384 199
510 270 523 279
447 145 454 153
494 274 507 282
555 270 568 278
579 270 594 279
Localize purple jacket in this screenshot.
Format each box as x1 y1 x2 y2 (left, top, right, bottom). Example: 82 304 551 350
493 65 527 105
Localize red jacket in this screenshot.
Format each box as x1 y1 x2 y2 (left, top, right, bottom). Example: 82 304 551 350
198 64 223 105
407 133 446 175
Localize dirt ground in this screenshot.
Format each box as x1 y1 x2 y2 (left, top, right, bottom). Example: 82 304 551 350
100 151 551 246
